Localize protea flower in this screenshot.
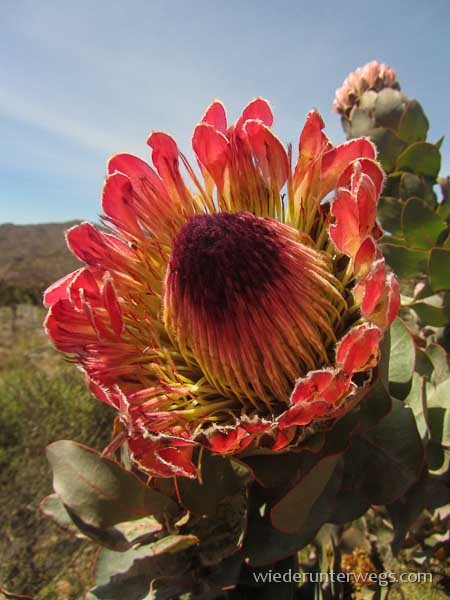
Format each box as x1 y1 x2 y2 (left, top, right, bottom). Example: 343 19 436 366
44 99 399 479
333 60 399 118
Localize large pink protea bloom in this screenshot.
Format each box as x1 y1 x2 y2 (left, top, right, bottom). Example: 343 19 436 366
44 99 399 478
333 61 399 117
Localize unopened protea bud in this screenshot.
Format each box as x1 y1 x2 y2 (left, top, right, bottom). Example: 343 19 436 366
333 61 414 147
333 61 400 121
333 60 400 117
44 99 399 478
334 61 447 304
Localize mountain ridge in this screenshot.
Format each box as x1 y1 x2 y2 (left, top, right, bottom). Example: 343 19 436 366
0 221 82 298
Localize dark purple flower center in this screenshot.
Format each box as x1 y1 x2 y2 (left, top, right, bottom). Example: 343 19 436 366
168 212 284 314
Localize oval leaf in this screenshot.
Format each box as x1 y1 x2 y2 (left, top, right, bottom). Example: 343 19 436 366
378 196 403 237
398 100 429 144
330 400 424 519
388 318 416 385
396 142 441 178
177 451 252 517
46 441 180 529
402 197 446 249
271 454 340 534
429 248 450 292
370 128 407 173
374 88 405 129
382 243 428 279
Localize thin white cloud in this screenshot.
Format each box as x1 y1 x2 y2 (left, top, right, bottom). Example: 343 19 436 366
0 87 123 154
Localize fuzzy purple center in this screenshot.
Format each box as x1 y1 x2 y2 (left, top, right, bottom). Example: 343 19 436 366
168 212 284 314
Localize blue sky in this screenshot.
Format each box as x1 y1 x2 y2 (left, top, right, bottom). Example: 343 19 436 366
1 0 449 224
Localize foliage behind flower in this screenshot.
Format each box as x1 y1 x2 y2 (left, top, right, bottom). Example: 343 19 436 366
43 99 400 478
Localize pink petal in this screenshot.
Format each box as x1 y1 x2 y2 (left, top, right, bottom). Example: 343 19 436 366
147 131 180 177
108 153 156 179
297 110 331 168
66 222 134 268
321 138 376 196
278 369 350 429
129 435 197 478
102 277 123 336
207 427 252 454
157 447 197 478
336 323 382 373
86 377 118 408
329 189 360 255
68 268 101 310
337 157 385 199
201 100 227 133
271 427 296 451
353 236 380 278
102 172 141 236
244 119 289 188
329 161 379 257
108 153 167 198
278 400 330 428
44 299 97 353
370 272 401 329
43 270 80 307
241 97 274 126
355 258 387 316
192 122 229 185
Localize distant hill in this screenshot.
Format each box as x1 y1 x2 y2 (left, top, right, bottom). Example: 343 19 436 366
0 221 82 304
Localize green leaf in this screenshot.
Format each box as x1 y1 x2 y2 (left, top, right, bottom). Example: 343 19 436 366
402 197 446 249
243 451 316 491
243 465 343 566
387 469 428 555
177 451 251 517
410 297 450 327
374 88 405 129
404 373 429 440
398 100 429 144
40 494 86 538
41 493 165 551
411 302 449 327
330 400 424 520
270 454 340 533
399 172 425 200
437 201 450 220
194 493 248 566
415 348 434 379
427 379 450 448
435 135 445 150
90 536 195 600
429 248 450 292
357 380 392 431
348 107 375 137
388 318 415 386
370 128 407 173
359 90 378 111
426 343 450 385
427 444 450 475
46 441 180 529
396 142 441 178
382 243 428 279
377 196 403 237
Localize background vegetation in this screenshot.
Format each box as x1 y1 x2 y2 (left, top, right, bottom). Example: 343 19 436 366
0 304 113 598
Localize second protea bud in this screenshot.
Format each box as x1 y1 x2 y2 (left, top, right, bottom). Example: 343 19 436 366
333 61 407 138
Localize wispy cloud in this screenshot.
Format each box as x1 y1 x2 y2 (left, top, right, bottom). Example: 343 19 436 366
1 0 449 224
0 87 119 154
